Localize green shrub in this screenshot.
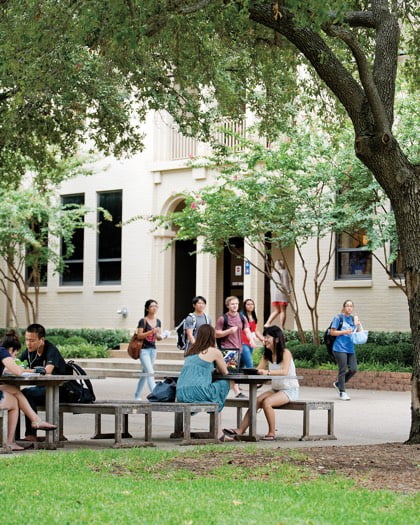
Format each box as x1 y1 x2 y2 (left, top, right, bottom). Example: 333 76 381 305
252 347 263 366
45 328 130 349
64 335 89 346
46 335 68 346
57 343 109 359
288 343 319 363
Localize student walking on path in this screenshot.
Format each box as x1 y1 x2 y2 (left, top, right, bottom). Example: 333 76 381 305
183 296 211 354
240 299 264 369
134 299 163 401
215 296 254 398
265 259 291 329
330 299 362 401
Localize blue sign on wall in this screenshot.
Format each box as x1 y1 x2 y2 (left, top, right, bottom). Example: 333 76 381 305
244 260 251 275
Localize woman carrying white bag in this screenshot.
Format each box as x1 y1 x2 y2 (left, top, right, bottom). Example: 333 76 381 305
330 300 367 401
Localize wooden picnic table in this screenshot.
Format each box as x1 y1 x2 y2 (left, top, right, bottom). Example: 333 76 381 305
156 370 301 441
0 374 104 449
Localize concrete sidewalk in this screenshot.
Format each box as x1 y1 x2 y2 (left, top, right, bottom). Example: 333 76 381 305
48 378 411 451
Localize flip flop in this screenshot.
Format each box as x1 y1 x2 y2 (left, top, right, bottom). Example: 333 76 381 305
223 428 239 436
10 444 26 451
261 435 276 441
219 434 234 442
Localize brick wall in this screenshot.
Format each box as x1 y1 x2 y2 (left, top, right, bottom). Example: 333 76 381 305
297 368 411 392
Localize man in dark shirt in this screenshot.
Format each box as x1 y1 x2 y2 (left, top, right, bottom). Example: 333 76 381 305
19 323 67 442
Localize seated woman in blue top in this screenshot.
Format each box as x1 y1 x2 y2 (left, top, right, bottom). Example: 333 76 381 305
0 331 56 451
176 324 233 442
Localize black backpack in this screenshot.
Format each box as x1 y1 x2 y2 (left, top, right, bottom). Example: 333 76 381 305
216 312 246 349
60 360 96 403
175 313 196 351
323 314 344 360
175 313 209 351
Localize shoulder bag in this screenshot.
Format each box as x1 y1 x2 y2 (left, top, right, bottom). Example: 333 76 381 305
127 319 145 360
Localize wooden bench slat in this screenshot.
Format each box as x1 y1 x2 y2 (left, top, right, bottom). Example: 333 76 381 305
60 400 219 446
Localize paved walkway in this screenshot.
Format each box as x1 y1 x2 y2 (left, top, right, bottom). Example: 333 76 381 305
43 378 412 451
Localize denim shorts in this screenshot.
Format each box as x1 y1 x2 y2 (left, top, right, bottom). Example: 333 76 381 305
272 387 299 401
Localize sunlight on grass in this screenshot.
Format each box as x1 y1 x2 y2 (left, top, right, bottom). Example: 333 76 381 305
0 447 418 524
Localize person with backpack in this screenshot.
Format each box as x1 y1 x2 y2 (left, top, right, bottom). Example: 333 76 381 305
182 296 211 354
18 323 68 443
215 296 254 398
330 299 362 401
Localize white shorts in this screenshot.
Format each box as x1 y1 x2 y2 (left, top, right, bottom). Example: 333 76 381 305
272 387 299 401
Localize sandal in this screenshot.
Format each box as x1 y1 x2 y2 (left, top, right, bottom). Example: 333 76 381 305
31 420 57 431
261 434 276 441
219 434 234 442
10 443 26 451
223 428 240 437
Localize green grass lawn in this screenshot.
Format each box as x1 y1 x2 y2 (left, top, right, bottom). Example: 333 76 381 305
0 447 418 524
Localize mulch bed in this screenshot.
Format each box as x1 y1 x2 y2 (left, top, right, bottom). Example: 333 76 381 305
162 443 419 494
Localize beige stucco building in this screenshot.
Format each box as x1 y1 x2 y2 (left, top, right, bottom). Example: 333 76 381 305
0 113 410 333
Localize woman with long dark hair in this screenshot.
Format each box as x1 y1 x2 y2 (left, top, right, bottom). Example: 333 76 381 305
176 324 233 441
134 299 162 400
330 299 362 401
0 330 56 451
224 325 299 441
240 298 264 369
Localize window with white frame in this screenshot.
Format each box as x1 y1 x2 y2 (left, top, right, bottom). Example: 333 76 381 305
60 194 85 285
336 230 372 279
97 191 122 284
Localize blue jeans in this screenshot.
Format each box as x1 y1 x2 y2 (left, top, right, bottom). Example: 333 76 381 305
333 351 357 392
240 344 254 369
134 347 157 399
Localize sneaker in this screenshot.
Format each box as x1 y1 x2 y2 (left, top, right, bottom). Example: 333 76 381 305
133 396 142 401
235 392 247 399
339 391 351 401
332 381 340 394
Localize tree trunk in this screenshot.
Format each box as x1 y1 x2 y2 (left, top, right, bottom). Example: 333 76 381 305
357 139 420 443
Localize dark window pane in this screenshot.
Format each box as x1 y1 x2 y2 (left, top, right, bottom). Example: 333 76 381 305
98 261 121 283
97 191 122 284
61 262 84 284
60 194 85 286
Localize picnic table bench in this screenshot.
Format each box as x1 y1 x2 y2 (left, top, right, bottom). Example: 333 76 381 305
59 400 220 446
224 398 336 441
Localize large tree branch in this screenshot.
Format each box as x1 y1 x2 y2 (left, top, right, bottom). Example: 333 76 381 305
325 24 391 138
249 4 368 131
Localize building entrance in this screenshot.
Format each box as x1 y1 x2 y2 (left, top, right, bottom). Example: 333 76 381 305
223 237 244 307
174 239 196 325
